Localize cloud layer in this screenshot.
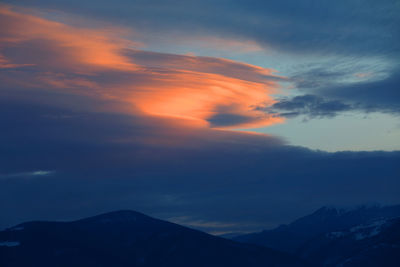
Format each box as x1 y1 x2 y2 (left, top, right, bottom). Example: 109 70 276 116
3 0 399 119
1 99 399 233
5 0 398 56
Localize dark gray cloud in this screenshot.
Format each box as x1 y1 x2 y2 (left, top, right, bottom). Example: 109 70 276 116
4 0 399 56
208 113 259 127
320 70 400 114
269 94 352 118
1 95 399 233
281 68 400 117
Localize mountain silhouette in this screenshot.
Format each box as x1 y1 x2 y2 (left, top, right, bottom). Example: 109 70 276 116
0 210 308 267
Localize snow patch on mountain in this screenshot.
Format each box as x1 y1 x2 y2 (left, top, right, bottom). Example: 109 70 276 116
326 217 395 241
351 219 387 240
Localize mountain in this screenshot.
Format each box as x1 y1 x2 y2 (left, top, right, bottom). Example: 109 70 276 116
233 205 400 266
0 210 309 267
234 205 400 253
297 217 400 266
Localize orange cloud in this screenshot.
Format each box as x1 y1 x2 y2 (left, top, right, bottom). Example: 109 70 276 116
128 69 283 128
0 4 285 130
0 5 138 71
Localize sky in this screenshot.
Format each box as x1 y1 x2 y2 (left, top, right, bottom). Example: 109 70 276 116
0 0 399 234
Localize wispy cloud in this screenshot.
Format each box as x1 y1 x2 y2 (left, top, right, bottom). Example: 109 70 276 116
269 94 352 118
0 4 284 129
0 170 55 179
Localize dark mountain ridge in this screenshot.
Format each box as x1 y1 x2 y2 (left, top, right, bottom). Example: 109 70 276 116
0 210 309 267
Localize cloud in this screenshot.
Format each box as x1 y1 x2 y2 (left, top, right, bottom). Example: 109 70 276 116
285 68 400 116
319 70 400 114
0 5 138 71
1 98 399 233
5 0 398 56
0 4 284 129
2 2 398 118
269 94 352 118
0 170 55 179
177 35 263 53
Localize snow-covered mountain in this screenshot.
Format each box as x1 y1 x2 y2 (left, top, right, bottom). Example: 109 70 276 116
0 210 309 267
298 217 400 266
233 205 400 266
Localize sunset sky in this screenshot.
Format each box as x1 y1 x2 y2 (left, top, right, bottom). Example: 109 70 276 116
1 1 399 234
